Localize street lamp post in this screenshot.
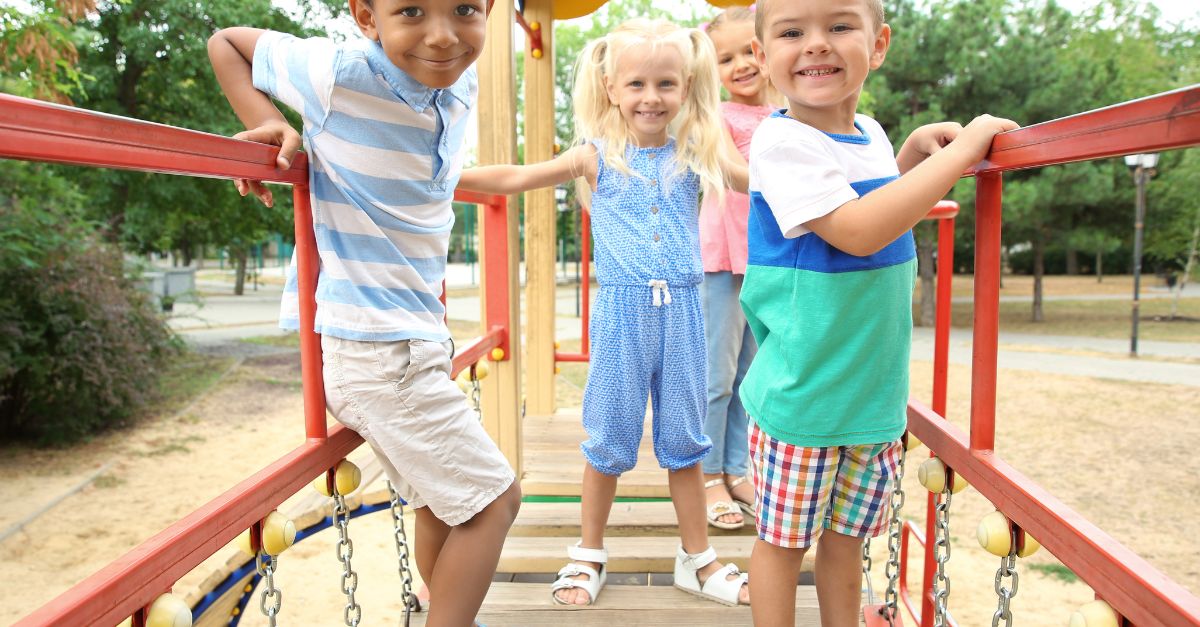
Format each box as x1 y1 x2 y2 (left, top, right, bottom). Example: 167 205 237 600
1124 152 1159 356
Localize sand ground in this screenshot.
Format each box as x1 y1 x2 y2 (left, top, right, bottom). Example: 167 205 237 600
2 346 1198 626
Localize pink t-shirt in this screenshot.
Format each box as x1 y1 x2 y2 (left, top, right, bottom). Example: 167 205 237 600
700 101 774 274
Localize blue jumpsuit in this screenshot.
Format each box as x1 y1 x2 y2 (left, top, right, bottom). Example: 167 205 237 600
581 139 712 475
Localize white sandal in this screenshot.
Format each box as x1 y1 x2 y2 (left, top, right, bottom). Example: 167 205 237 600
551 541 608 605
673 545 748 607
704 478 744 530
726 476 756 517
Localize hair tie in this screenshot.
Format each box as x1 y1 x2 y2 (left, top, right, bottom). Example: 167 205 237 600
699 21 710 32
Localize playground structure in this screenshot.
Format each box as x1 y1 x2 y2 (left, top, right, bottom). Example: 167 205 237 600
2 0 1200 623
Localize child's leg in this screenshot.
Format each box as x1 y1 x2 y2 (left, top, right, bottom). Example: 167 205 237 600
414 506 450 589
749 539 807 626
813 530 865 627
668 463 750 604
422 480 522 627
724 316 757 509
700 272 744 524
554 463 619 605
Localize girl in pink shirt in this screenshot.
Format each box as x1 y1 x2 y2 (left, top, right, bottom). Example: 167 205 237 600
700 6 775 530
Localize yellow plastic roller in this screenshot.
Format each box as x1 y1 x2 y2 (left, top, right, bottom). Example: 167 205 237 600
473 361 490 381
261 510 297 556
456 377 472 394
917 458 969 494
904 432 922 451
312 460 362 497
146 593 192 627
1068 600 1119 627
490 347 505 361
976 510 1041 557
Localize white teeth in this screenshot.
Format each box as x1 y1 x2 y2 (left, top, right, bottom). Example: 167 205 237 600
801 68 837 76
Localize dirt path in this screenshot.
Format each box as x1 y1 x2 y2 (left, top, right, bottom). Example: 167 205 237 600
2 349 1198 625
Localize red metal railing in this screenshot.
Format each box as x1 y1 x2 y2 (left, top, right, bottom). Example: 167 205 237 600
0 93 512 626
903 85 1200 626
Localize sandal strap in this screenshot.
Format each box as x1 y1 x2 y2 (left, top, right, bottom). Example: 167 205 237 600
554 562 601 583
567 541 608 564
707 501 738 517
726 476 747 489
701 564 748 603
703 477 725 489
677 545 718 571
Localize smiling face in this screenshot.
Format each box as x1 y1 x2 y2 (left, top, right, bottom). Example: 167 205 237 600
350 0 487 89
604 42 687 147
754 0 889 133
708 20 768 106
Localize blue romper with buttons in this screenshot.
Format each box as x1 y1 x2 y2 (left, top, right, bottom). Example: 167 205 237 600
581 139 713 475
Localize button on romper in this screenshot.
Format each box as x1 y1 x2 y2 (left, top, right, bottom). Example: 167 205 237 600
581 139 713 475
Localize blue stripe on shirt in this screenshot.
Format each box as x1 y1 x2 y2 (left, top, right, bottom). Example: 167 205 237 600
322 110 436 153
317 278 445 314
316 225 446 283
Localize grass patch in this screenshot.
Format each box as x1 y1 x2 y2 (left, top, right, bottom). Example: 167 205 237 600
942 297 1200 342
1028 562 1079 583
153 352 237 416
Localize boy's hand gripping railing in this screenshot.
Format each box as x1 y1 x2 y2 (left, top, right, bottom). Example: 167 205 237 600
904 85 1200 627
0 93 512 626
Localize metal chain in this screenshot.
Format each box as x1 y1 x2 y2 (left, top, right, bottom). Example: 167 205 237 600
991 532 1020 627
255 551 281 626
469 374 482 417
333 490 362 626
932 479 954 626
389 481 422 627
881 442 908 625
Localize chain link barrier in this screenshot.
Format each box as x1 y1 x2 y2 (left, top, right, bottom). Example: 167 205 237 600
333 489 362 626
991 530 1020 627
932 476 954 626
389 481 422 627
881 441 908 625
255 551 281 626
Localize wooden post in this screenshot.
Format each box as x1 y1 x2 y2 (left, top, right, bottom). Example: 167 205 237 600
523 0 558 415
477 0 523 477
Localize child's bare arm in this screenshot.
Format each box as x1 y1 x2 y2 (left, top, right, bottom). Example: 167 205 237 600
805 114 1018 256
896 122 963 174
720 132 750 193
458 145 598 196
208 27 301 206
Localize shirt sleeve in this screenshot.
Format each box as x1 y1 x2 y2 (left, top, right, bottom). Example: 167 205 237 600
751 132 858 239
252 32 338 127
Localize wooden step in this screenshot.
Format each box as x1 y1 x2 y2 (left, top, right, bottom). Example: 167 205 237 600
408 582 821 626
498 535 815 574
511 501 756 537
522 412 670 498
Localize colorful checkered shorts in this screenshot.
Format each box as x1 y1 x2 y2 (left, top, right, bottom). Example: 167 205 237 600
749 421 902 548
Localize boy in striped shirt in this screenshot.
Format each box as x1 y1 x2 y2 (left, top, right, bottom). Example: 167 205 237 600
208 2 519 625
742 0 1016 624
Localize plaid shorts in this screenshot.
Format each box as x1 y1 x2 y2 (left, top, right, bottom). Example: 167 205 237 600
749 421 902 549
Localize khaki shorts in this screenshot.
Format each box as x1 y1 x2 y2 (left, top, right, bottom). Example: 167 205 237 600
322 335 515 526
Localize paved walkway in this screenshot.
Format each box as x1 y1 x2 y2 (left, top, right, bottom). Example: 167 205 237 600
171 265 1199 386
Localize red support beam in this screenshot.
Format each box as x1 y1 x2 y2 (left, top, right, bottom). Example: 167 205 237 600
0 94 307 184
970 172 1003 453
907 400 1200 627
14 426 364 627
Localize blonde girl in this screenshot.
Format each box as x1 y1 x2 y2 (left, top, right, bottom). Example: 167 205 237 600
698 5 777 532
458 18 750 608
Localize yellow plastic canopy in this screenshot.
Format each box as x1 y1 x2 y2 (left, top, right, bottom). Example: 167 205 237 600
552 0 754 21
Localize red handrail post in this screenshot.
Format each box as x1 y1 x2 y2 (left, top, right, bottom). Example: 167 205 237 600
482 196 511 357
932 215 955 418
293 183 327 441
970 172 1003 454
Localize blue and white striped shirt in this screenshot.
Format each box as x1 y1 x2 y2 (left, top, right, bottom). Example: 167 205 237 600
253 32 475 341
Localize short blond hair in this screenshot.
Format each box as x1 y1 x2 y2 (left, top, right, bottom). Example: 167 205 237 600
756 0 885 40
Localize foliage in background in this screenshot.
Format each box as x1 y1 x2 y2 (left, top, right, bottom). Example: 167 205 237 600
0 163 179 445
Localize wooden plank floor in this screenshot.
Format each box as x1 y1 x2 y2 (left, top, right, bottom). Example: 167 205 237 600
408 583 822 626
522 410 673 497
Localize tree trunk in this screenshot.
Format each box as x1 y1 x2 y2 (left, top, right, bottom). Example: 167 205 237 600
234 249 248 296
1096 250 1103 283
1065 248 1079 275
916 223 936 327
1032 233 1045 322
1170 219 1199 319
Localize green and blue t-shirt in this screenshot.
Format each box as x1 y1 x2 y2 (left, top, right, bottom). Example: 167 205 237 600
740 112 915 447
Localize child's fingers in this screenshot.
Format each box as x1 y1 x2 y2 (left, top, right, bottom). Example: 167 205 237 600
276 133 302 170
235 179 248 196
